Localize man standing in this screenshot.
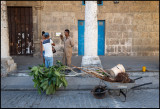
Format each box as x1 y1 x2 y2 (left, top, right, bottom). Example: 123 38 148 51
43 32 55 68
60 29 74 67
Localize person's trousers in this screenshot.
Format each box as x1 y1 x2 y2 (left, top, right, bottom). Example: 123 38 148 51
62 55 71 67
44 56 53 68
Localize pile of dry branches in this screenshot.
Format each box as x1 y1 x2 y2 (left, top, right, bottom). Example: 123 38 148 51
71 65 131 83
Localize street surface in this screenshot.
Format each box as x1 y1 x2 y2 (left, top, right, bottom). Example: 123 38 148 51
1 89 159 108
1 56 159 108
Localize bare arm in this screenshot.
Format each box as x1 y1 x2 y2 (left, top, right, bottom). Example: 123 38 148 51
60 34 64 41
40 40 43 56
50 39 55 46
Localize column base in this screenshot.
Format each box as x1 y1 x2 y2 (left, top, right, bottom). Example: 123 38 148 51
81 56 102 73
1 57 17 77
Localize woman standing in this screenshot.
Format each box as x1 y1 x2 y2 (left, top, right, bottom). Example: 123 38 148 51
40 31 45 64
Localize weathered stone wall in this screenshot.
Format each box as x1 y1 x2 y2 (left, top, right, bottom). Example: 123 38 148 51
40 1 82 56
1 1 17 76
1 1 10 58
6 1 159 56
100 1 159 56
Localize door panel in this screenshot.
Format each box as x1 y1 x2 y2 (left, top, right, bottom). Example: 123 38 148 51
7 7 33 55
78 20 85 56
98 20 105 55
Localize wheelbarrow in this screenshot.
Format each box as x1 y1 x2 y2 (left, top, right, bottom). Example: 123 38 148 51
91 76 152 102
71 65 152 102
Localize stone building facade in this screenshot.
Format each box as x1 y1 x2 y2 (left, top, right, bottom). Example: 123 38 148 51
4 1 160 57
1 1 17 76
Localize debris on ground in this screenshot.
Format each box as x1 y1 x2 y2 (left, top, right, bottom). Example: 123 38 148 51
71 64 132 83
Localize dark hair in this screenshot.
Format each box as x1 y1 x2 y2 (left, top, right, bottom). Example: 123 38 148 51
42 31 45 35
65 29 70 34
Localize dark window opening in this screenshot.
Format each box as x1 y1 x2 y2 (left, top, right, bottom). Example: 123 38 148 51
82 0 103 5
97 0 103 4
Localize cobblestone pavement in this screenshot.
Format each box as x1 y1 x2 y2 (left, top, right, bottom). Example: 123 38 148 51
1 89 159 108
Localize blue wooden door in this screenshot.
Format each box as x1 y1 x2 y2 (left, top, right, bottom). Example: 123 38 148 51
98 20 105 55
78 20 105 56
78 20 85 55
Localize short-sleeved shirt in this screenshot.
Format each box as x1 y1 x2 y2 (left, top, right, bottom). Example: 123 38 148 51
42 38 53 57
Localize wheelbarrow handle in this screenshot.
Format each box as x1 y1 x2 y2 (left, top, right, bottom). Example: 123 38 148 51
133 76 143 81
131 82 152 89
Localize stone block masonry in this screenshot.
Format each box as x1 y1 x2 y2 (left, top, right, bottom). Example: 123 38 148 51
5 1 159 56
1 1 17 76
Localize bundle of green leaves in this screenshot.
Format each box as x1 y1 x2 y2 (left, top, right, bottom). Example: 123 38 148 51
29 60 68 95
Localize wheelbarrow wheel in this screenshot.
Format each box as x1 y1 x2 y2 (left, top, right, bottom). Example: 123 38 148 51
91 85 107 99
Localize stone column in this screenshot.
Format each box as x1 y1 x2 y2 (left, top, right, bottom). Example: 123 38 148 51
33 4 43 56
81 1 102 68
1 1 17 76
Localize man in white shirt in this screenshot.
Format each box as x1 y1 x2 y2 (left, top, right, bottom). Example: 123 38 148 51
42 32 55 68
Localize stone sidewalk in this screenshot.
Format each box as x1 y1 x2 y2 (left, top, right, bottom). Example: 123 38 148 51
12 56 159 72
1 89 159 108
1 56 159 91
1 56 159 108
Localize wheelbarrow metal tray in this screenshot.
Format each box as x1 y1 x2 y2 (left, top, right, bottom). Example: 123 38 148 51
103 81 136 89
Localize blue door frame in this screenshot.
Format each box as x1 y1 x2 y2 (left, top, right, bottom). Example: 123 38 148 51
78 20 105 56
98 20 105 55
78 20 85 55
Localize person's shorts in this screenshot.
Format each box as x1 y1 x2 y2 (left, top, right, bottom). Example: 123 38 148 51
43 51 45 58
